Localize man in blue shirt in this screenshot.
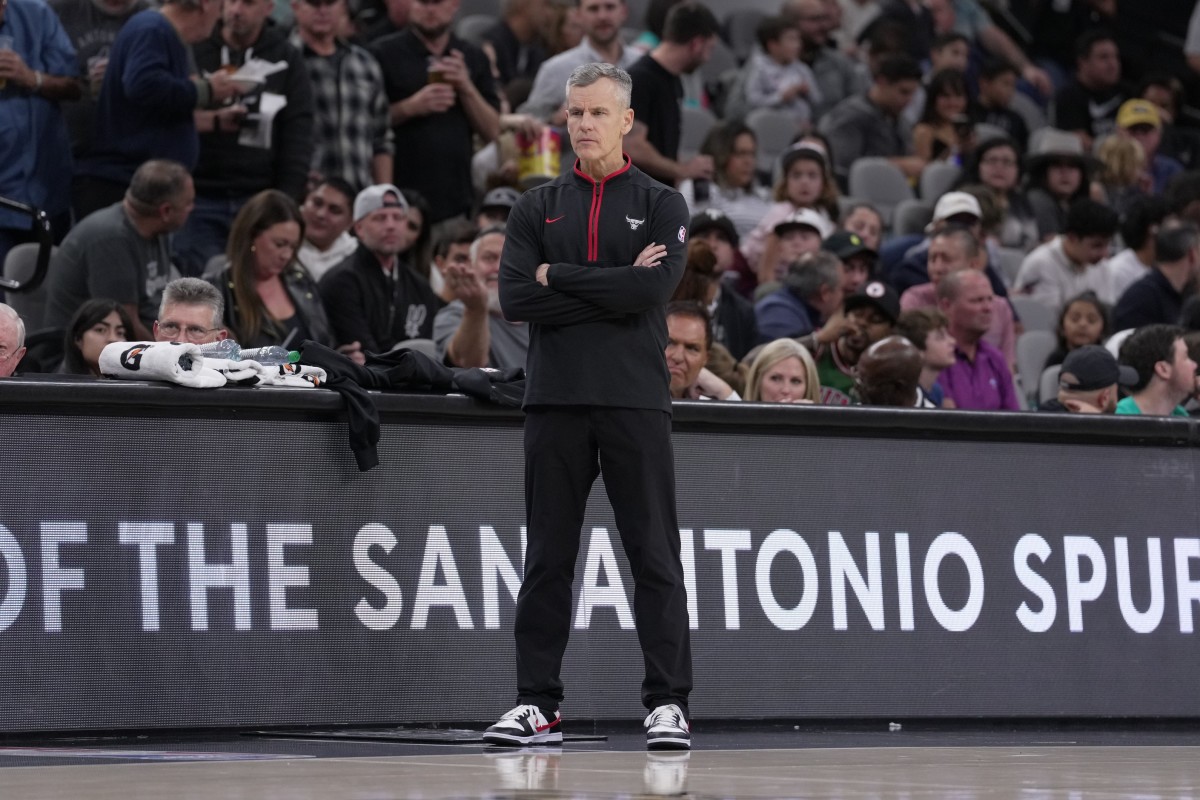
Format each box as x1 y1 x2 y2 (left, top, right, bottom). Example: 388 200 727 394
74 0 243 218
0 0 80 264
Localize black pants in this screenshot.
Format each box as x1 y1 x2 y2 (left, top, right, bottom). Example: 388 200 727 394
514 406 692 715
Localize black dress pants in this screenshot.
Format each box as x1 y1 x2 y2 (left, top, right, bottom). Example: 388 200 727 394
513 406 692 715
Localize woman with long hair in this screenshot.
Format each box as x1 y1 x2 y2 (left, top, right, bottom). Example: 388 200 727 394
206 190 337 351
744 338 821 403
958 136 1039 252
671 239 758 360
400 188 433 280
679 121 772 239
913 68 971 163
61 299 135 376
742 142 839 285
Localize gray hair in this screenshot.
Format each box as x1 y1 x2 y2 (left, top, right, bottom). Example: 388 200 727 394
0 303 25 349
470 225 506 263
566 63 632 109
783 252 842 299
127 159 190 215
160 277 224 328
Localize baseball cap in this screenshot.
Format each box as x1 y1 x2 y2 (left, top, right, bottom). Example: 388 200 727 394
481 186 521 211
689 208 739 246
1059 345 1138 392
844 280 900 324
774 208 833 239
354 184 408 222
1116 99 1161 131
932 191 982 223
822 230 877 261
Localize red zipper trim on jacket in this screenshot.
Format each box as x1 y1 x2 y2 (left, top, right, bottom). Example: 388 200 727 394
573 155 632 262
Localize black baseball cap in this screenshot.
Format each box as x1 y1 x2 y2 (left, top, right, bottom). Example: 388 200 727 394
1059 345 1138 391
689 209 739 246
844 280 900 324
822 230 877 262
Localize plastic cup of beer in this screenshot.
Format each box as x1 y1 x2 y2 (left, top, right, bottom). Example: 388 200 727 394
0 36 13 91
427 58 445 84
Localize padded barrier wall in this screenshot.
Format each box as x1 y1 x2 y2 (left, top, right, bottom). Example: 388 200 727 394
0 378 1198 732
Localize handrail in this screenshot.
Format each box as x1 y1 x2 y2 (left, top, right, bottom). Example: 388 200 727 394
0 196 53 293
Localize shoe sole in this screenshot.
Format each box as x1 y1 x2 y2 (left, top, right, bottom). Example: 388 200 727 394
647 736 691 751
482 731 564 747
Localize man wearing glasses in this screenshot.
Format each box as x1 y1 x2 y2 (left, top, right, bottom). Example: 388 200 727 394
153 277 227 344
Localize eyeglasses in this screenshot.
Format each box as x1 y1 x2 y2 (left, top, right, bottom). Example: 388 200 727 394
981 156 1018 168
0 346 21 361
158 322 222 342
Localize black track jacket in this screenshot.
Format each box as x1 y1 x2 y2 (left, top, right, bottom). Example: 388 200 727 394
499 156 688 412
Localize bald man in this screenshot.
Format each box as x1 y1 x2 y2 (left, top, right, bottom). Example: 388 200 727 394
856 335 927 407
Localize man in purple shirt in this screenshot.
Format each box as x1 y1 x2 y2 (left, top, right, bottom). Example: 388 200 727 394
936 270 1020 410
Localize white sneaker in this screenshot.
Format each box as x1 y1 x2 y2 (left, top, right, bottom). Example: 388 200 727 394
482 704 563 746
644 704 690 750
487 751 562 790
643 752 690 795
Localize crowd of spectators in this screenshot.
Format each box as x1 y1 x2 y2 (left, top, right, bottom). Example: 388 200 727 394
4 0 1200 418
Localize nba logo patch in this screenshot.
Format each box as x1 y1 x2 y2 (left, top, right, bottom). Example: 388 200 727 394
677 226 686 243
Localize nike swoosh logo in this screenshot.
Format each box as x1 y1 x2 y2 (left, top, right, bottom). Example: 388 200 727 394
546 215 565 223
1088 96 1123 118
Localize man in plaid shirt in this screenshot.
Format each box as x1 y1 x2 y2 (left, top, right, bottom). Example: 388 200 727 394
292 0 394 192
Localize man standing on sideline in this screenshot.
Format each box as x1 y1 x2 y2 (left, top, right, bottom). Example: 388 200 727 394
489 63 692 751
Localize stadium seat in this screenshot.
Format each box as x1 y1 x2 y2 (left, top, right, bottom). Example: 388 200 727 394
745 107 800 177
1016 330 1058 408
723 9 769 64
1039 364 1062 406
847 158 914 227
679 105 718 161
1010 295 1057 332
3 242 52 330
919 160 960 201
994 246 1025 288
891 198 934 237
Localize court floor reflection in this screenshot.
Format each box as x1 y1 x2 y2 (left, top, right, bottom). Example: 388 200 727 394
4 742 1200 800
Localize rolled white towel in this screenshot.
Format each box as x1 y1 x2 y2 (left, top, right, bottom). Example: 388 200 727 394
99 341 227 388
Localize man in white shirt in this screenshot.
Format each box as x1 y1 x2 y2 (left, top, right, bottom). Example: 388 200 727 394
1106 196 1167 301
297 177 358 281
1014 198 1119 313
518 0 640 122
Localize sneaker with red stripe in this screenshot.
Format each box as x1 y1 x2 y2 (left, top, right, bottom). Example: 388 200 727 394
482 704 563 746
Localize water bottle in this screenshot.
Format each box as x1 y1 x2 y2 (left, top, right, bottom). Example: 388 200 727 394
198 340 299 366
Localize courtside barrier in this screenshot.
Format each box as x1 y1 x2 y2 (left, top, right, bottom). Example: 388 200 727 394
1 377 1197 732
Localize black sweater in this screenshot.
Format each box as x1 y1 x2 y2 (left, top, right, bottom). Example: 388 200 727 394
191 22 314 199
319 244 442 354
499 157 688 412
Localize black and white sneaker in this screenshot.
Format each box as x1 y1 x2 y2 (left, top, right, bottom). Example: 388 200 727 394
482 704 563 746
644 704 690 750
